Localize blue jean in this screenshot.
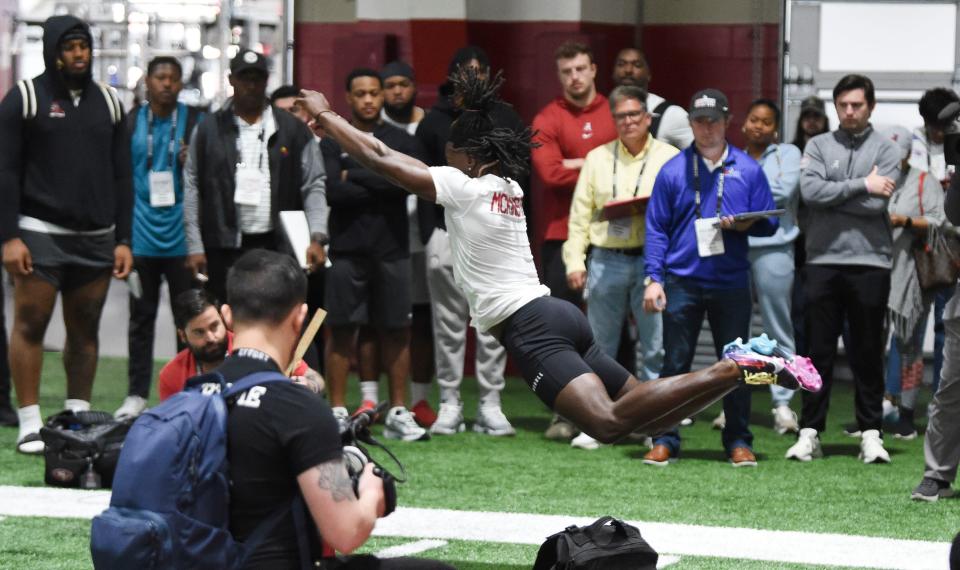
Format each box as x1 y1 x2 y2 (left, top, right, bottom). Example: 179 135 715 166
586 248 663 381
749 245 796 407
653 275 753 454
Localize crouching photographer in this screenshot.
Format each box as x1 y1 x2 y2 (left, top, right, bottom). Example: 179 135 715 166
213 249 454 569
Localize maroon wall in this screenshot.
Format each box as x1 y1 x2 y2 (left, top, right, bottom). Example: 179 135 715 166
642 23 780 148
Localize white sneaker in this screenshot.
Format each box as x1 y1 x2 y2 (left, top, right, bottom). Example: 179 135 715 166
859 429 891 464
712 411 726 430
430 401 465 435
473 405 516 436
785 428 823 461
772 405 799 435
384 406 430 441
570 432 601 450
114 396 148 419
883 398 899 423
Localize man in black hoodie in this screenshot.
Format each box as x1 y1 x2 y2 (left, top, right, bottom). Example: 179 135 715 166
0 15 133 454
414 47 527 437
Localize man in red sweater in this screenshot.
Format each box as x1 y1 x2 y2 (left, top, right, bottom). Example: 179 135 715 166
158 289 321 401
531 41 616 442
532 41 616 306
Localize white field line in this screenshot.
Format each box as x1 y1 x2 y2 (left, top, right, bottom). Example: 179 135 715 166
0 486 950 569
375 539 447 558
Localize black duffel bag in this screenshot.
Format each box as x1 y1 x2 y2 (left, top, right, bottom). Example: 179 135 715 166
533 516 658 570
40 410 132 489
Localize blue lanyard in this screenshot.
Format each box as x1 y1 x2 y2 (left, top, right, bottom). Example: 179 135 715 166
146 105 178 171
692 149 725 219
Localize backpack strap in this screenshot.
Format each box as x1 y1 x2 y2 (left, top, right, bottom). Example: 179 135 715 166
222 370 292 399
95 82 122 125
650 100 674 139
17 79 37 120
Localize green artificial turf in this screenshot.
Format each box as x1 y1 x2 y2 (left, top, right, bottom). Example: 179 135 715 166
0 353 956 570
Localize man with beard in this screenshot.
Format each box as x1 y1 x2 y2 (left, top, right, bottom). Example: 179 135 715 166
183 49 328 304
0 15 132 453
380 61 424 134
611 48 692 149
157 289 321 401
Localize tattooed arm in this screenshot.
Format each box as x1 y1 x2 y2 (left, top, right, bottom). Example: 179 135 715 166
297 458 385 553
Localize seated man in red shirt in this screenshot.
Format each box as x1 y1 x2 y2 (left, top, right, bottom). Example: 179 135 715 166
159 289 322 401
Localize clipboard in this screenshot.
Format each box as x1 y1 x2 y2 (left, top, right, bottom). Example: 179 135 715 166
731 209 785 222
599 196 650 222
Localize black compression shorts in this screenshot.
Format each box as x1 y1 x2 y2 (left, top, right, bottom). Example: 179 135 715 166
499 296 631 409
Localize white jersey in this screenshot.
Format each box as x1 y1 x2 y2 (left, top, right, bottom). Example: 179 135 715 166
429 166 550 333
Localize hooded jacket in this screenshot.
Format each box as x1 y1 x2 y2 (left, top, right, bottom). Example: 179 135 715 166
0 15 132 244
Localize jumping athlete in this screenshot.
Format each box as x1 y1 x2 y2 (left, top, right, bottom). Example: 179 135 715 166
296 69 822 444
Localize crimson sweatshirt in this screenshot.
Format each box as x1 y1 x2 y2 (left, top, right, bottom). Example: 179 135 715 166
531 93 616 242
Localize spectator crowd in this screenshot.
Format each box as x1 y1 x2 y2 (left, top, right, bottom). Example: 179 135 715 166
2 15 959 507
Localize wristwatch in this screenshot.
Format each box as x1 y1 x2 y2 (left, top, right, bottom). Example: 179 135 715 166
643 276 657 287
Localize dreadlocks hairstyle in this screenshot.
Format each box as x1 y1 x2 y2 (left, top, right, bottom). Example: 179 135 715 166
447 66 538 177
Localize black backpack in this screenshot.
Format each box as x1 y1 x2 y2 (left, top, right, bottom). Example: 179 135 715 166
40 410 133 489
533 516 658 570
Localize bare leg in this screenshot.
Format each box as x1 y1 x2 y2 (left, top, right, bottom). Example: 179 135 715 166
358 326 381 382
410 304 434 386
326 326 358 407
60 274 110 401
381 327 411 407
9 275 58 407
554 360 741 443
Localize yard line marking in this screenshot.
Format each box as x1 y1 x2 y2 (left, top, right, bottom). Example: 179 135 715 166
0 486 950 569
375 539 447 558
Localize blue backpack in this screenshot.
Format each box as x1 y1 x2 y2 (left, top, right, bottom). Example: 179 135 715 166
90 371 297 569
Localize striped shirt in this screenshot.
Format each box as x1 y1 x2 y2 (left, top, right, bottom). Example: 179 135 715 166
235 108 274 234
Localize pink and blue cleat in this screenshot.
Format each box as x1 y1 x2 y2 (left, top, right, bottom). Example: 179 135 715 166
722 334 822 392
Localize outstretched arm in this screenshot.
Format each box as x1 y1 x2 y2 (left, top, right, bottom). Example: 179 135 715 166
298 90 437 202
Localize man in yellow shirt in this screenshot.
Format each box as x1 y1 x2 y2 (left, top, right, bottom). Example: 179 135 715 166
564 85 679 405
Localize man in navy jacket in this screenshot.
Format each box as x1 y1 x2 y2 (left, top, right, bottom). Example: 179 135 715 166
642 89 777 467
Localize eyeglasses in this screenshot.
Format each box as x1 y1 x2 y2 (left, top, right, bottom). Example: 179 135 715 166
613 110 646 123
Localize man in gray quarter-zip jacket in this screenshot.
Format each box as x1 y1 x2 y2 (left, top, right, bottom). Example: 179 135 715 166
787 74 901 464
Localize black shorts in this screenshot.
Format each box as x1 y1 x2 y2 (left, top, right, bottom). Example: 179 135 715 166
20 229 114 291
325 254 412 329
499 296 630 409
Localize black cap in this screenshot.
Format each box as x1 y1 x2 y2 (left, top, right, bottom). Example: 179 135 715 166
59 25 91 47
231 49 269 76
380 61 415 82
689 88 729 121
800 96 826 117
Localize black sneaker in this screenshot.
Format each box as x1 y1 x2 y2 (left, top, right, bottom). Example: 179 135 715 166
0 402 17 427
911 477 954 502
892 408 917 440
843 422 861 438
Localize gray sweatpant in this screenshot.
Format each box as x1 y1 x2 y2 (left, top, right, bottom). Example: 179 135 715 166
924 312 960 483
425 229 506 406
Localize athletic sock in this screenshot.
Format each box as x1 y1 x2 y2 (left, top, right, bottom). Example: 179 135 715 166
64 399 91 412
360 381 379 403
17 405 42 441
410 382 431 404
478 388 501 408
439 387 460 405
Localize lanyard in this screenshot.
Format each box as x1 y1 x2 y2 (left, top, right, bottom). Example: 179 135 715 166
692 149 726 219
146 106 178 171
612 142 648 199
237 122 266 171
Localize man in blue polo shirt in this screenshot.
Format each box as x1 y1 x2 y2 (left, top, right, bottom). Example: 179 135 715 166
115 56 203 419
642 88 778 467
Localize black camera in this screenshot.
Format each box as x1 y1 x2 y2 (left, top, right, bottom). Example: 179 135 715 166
339 401 403 516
